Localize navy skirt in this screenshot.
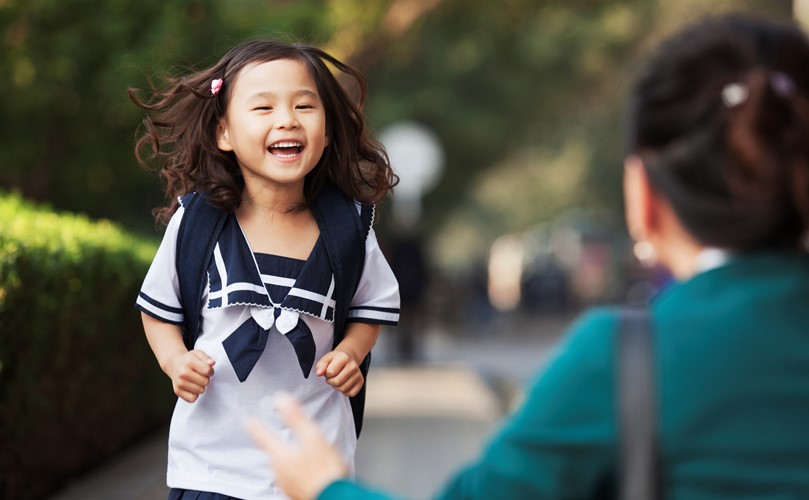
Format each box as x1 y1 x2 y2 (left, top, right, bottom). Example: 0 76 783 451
168 489 242 500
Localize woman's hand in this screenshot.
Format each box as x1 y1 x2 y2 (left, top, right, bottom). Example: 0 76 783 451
246 393 350 500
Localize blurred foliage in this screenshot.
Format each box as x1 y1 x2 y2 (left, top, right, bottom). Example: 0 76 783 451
362 0 793 268
366 0 651 267
0 0 336 235
0 192 169 500
0 0 794 252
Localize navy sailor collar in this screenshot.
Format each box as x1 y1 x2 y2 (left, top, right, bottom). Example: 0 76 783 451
205 213 336 322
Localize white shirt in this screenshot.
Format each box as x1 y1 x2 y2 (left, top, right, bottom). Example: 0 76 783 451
136 203 400 499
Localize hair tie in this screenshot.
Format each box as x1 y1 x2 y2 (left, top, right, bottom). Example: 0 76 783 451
721 71 796 108
211 78 223 95
721 82 749 107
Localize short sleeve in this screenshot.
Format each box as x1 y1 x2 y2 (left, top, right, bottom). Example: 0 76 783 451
347 228 400 326
135 206 186 325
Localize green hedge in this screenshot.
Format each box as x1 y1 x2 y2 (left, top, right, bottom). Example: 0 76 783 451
0 192 174 500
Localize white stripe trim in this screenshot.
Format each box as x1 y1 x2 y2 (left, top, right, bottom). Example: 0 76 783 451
208 282 268 300
213 243 229 306
348 309 399 323
320 275 335 319
136 296 184 323
261 274 297 287
289 287 336 308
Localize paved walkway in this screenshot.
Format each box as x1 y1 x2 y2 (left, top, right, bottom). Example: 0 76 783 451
48 312 572 499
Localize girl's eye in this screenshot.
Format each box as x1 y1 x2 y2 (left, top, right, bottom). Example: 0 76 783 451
296 104 314 110
254 106 272 111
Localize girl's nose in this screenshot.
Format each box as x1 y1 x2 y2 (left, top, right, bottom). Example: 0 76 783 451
275 107 299 129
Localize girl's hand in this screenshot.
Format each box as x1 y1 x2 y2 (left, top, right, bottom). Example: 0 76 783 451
246 393 349 500
315 350 364 397
166 350 215 402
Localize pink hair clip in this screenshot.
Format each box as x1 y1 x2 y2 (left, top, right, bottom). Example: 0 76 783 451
211 78 223 95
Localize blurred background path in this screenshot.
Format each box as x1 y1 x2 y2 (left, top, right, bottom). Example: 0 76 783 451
48 312 573 500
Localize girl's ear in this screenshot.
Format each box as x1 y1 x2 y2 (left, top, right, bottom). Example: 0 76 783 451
216 120 234 152
623 155 656 241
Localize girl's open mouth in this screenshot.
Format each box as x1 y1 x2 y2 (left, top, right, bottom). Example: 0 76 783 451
268 141 303 158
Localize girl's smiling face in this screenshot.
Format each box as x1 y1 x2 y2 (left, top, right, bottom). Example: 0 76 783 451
216 58 328 195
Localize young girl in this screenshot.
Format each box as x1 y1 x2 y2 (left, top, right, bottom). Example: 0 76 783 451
130 40 400 499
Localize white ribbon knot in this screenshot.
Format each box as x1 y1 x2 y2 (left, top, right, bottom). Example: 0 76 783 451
250 306 300 335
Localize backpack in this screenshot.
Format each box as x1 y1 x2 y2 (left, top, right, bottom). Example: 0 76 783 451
174 184 374 437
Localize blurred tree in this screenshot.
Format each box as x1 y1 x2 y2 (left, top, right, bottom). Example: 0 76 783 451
361 0 654 267
0 0 335 233
0 0 793 248
3 0 211 230
357 0 791 268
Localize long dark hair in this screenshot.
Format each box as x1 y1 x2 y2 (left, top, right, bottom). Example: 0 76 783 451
627 15 809 250
129 40 397 224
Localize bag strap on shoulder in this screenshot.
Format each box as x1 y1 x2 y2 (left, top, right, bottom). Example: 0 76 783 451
310 184 369 346
311 184 373 437
618 307 662 500
176 192 227 350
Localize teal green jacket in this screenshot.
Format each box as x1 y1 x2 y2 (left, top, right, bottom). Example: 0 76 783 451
320 252 809 499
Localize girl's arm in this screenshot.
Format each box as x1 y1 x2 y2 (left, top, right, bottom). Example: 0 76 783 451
316 323 380 397
142 312 216 403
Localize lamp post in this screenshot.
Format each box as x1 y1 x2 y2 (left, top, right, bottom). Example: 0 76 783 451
379 121 444 362
379 121 444 227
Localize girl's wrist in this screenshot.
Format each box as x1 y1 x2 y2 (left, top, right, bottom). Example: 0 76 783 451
160 349 188 377
333 345 362 365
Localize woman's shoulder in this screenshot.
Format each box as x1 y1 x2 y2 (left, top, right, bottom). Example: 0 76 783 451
563 307 623 349
537 307 626 379
516 308 624 424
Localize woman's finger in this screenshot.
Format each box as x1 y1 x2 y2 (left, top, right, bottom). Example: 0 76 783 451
274 392 326 445
245 417 285 456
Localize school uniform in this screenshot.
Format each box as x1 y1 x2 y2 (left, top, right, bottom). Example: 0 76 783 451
136 195 400 500
319 251 809 499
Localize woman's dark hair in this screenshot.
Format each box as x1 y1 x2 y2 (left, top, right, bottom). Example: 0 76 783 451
627 15 809 250
129 40 397 224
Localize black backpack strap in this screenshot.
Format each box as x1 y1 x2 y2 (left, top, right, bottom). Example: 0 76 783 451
176 192 228 350
311 184 371 437
618 307 662 500
349 204 375 437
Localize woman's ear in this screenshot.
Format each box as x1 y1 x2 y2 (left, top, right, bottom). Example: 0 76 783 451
623 155 656 241
216 121 233 152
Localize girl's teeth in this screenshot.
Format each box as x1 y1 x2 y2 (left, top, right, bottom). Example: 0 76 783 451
269 142 303 157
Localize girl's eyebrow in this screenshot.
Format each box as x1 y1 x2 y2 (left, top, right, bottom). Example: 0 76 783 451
246 89 320 103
